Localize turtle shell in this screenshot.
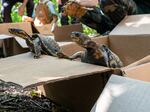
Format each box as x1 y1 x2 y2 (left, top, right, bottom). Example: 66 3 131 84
36 34 61 57
100 44 123 68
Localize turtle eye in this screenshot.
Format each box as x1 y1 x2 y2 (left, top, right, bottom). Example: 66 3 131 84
75 32 80 37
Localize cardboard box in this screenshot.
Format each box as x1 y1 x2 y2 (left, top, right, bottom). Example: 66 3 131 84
40 14 150 111
0 22 33 57
0 22 33 35
123 62 150 82
34 24 53 36
123 55 150 69
0 52 113 112
60 35 109 56
0 32 148 112
109 14 150 65
122 55 150 82
32 23 83 41
53 24 83 41
0 14 150 112
91 75 150 112
0 35 29 57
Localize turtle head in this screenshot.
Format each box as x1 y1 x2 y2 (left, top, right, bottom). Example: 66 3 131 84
8 28 31 40
83 40 97 49
71 32 92 48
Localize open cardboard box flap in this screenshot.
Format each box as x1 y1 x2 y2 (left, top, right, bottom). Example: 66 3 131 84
0 34 13 40
0 23 83 52
123 62 150 82
0 50 112 112
0 22 33 48
0 22 33 56
53 23 83 41
0 36 112 112
0 52 112 88
110 14 150 36
91 75 150 112
0 22 32 35
34 23 83 41
109 14 150 65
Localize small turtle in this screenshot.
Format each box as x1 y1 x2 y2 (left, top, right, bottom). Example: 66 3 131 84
70 32 123 68
8 28 70 59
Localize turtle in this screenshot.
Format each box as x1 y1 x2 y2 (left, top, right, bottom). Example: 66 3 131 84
70 32 123 68
8 28 70 59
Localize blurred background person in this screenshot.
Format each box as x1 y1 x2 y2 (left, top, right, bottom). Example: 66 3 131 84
2 0 34 22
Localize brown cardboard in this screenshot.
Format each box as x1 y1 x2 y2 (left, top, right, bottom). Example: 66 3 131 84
38 71 111 112
109 14 150 66
0 52 111 88
0 52 112 112
123 55 150 69
35 24 53 35
0 35 110 112
0 33 148 112
60 35 109 56
0 35 13 57
91 75 150 112
0 35 29 57
0 22 33 56
0 22 33 35
109 35 150 66
0 14 150 112
123 62 150 82
109 14 150 35
53 24 83 41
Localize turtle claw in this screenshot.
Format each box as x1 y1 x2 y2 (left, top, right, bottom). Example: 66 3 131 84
34 55 40 59
56 52 72 60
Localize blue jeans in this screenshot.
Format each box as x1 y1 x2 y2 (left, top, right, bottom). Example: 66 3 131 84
2 0 34 22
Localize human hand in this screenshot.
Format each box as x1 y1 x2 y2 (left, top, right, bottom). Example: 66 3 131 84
22 16 34 22
18 4 26 16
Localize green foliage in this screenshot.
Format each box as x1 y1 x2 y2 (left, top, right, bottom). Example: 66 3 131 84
11 3 22 22
83 25 97 36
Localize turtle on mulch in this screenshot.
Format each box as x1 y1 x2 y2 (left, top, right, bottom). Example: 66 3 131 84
70 32 123 68
8 28 70 59
0 79 71 112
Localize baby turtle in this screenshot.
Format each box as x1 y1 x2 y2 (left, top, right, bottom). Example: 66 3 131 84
8 28 70 59
70 32 123 68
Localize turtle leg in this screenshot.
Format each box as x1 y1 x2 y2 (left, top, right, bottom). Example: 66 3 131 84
56 52 72 60
33 38 42 59
70 51 84 60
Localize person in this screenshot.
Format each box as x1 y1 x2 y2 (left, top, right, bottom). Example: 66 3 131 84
2 0 34 22
63 0 150 35
57 0 68 25
80 7 114 35
132 0 150 14
100 0 150 26
23 0 58 32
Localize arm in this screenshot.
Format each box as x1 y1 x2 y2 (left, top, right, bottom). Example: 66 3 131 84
22 0 28 6
18 0 29 16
